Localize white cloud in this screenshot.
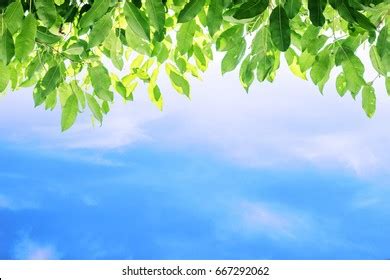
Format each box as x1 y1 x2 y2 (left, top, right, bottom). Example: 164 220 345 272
217 199 312 240
13 237 59 260
1 57 390 175
0 194 39 211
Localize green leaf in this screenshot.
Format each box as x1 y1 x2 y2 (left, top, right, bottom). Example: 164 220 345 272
166 64 190 97
177 0 206 23
308 0 327 27
70 80 86 110
36 26 62 45
79 0 110 29
0 60 9 92
124 2 150 41
0 29 14 64
337 48 365 96
4 1 24 34
41 65 63 95
385 77 390 96
377 25 389 59
148 70 163 110
336 73 347 97
145 0 165 36
269 6 291 52
88 64 113 101
256 54 274 81
35 0 58 27
207 0 223 36
369 46 385 75
125 27 151 55
176 20 196 54
239 55 255 92
89 14 113 48
86 94 103 124
233 0 269 20
61 94 78 131
45 91 57 111
15 14 37 62
362 85 376 118
310 49 333 92
298 50 315 72
251 27 272 55
216 25 244 51
221 40 246 74
284 0 301 19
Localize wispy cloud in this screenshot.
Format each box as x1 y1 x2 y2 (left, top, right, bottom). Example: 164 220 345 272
217 199 312 241
13 237 59 260
0 194 39 211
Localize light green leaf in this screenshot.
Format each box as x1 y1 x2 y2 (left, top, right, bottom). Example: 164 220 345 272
4 1 24 34
362 85 376 118
377 25 389 58
35 0 58 27
216 25 244 51
61 94 78 131
70 80 86 110
124 2 150 41
386 77 390 96
36 26 62 45
338 48 365 96
0 60 9 92
89 14 113 48
125 27 151 55
45 91 57 111
41 65 63 95
336 73 347 97
166 64 190 97
88 64 113 101
310 49 332 91
369 46 385 75
0 29 14 64
79 0 110 29
15 14 37 61
177 0 206 23
269 6 291 52
176 20 196 54
256 54 274 81
221 40 246 74
86 94 103 123
239 55 255 92
145 0 165 36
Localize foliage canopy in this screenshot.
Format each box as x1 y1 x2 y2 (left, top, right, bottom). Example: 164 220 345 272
0 0 389 130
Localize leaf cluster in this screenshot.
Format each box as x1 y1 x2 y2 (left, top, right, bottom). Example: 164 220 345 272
0 0 389 130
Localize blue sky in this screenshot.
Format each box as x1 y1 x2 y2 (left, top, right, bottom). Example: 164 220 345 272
0 61 390 260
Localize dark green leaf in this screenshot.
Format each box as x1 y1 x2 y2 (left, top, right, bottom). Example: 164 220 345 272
269 6 291 52
308 0 327 27
284 0 301 19
79 0 110 29
177 0 206 23
233 0 269 20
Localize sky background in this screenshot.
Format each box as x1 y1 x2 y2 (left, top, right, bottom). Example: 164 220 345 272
0 58 390 260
